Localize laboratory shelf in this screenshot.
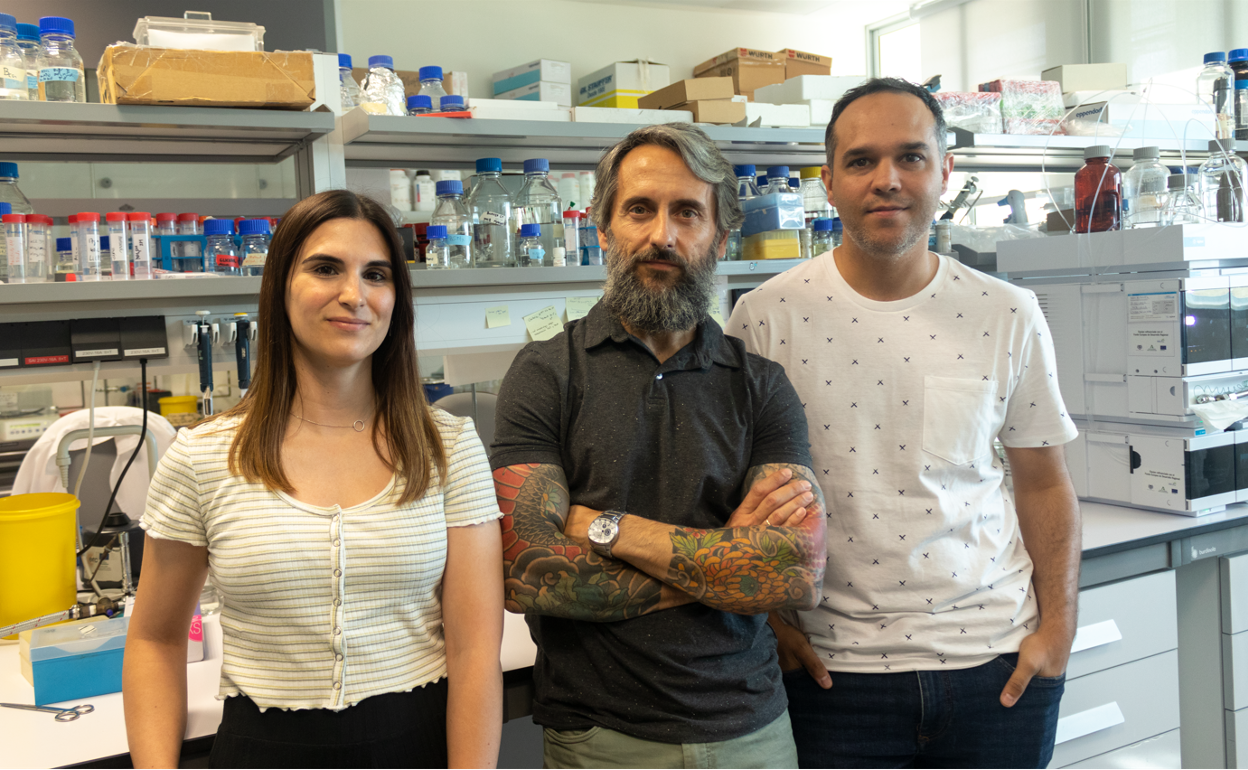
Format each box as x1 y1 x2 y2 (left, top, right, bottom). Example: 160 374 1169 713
340 111 828 169
0 276 262 308
0 101 336 164
947 128 1247 172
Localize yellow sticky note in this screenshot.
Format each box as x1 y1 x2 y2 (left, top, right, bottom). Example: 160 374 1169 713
708 302 726 327
523 305 563 341
485 306 511 329
566 295 600 321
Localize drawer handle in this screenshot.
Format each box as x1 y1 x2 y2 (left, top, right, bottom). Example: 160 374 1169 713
1055 702 1125 745
1070 619 1123 654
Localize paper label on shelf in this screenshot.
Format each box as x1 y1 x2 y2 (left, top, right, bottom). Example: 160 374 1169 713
1129 327 1171 355
25 355 69 365
124 347 166 357
523 305 563 341
566 296 599 321
0 392 17 408
1128 292 1178 322
447 234 470 246
480 212 507 226
485 305 511 328
0 358 17 368
77 349 118 358
39 67 79 83
709 302 726 327
242 252 267 267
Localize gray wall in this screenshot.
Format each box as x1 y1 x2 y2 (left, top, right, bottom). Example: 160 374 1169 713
5 1 337 66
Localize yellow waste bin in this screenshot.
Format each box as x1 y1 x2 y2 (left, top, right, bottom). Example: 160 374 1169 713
0 493 79 640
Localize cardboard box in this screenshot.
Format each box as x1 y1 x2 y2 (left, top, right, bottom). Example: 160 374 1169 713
494 80 572 107
638 77 734 110
776 48 833 78
572 106 694 125
755 75 865 104
1041 63 1128 94
98 45 315 108
736 102 811 128
493 59 571 94
694 48 786 99
678 99 747 125
578 60 671 108
470 99 572 122
1046 208 1075 234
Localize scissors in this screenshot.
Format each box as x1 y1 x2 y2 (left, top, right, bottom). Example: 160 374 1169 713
0 702 94 722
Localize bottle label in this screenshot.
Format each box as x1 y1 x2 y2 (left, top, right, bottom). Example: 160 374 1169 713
528 248 545 262
446 234 471 246
39 67 80 83
242 251 267 267
26 74 35 92
552 247 567 267
480 212 507 226
28 231 45 266
84 234 100 267
131 233 150 263
111 233 128 263
6 234 22 267
1 64 24 91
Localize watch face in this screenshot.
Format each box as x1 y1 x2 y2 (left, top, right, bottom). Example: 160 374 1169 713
588 517 618 545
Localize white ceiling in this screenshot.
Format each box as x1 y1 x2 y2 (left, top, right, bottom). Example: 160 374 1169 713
569 0 838 15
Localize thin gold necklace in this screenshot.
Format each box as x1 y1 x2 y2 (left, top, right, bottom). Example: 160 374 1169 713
293 413 369 432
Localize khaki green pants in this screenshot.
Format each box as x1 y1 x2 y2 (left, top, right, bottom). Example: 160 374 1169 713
542 710 798 769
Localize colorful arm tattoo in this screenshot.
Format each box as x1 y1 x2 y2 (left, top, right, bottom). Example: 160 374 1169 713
665 463 828 614
494 463 669 622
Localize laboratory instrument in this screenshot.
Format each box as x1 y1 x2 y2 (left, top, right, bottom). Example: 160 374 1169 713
204 219 238 275
1197 51 1235 139
465 157 514 267
1199 138 1247 223
14 23 39 99
1122 146 1168 229
518 223 545 267
1074 145 1121 232
425 225 450 269
0 13 28 100
0 703 94 722
36 17 84 103
418 65 448 105
514 159 563 262
239 218 270 276
431 180 473 267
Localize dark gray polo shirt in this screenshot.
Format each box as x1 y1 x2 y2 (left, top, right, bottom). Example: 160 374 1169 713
490 302 812 744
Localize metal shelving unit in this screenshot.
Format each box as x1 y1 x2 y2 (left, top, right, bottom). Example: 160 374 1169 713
340 111 828 169
947 127 1246 173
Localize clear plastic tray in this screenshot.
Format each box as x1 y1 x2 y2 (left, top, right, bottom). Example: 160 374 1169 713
133 12 265 52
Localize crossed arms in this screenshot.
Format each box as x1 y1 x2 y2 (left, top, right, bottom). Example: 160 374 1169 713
494 462 828 622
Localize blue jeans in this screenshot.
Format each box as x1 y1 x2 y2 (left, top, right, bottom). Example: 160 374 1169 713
783 653 1064 769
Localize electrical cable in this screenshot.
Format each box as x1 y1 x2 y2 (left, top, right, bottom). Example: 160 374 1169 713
77 359 148 559
72 360 101 500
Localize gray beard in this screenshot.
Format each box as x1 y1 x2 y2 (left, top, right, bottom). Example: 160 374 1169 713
601 238 719 334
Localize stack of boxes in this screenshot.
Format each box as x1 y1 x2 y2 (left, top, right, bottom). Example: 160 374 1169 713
492 58 573 107
752 75 865 127
692 48 831 101
577 59 672 109
636 77 744 124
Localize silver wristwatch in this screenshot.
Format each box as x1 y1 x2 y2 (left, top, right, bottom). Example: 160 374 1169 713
587 510 626 558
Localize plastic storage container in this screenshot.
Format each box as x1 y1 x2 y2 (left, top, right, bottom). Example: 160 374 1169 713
562 211 581 266
1237 80 1248 141
36 17 85 103
239 219 270 276
0 13 29 100
518 223 545 267
25 214 49 282
127 212 152 280
811 217 835 255
1074 145 1122 233
55 236 73 276
425 225 451 269
431 180 472 268
176 213 202 270
799 166 832 259
1122 146 1168 229
204 219 238 275
414 171 436 212
132 12 264 51
77 212 101 281
514 159 563 263
14 23 39 100
3 211 25 283
1197 51 1235 139
465 157 514 268
0 493 79 641
418 66 448 105
1164 173 1203 225
581 220 602 266
1199 138 1247 223
338 53 360 112
105 212 129 280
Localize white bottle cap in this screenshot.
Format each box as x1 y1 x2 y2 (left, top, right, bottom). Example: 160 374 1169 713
552 247 567 266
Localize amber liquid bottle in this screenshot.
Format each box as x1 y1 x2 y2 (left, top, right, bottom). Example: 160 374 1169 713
1075 146 1123 233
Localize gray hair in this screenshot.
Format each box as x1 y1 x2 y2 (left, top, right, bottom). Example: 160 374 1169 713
590 123 743 242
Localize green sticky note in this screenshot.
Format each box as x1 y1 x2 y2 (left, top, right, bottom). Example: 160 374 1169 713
485 305 511 329
708 302 726 327
523 305 563 341
566 295 600 321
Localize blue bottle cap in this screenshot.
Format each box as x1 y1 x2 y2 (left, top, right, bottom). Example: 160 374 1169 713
0 202 10 215
788 178 800 189
0 14 16 32
440 95 464 110
1206 51 1228 64
338 53 352 69
368 55 393 70
520 223 540 238
408 94 432 110
476 157 503 173
767 165 790 179
1232 48 1248 63
435 180 463 196
38 17 74 37
1239 81 1248 90
523 158 550 174
15 22 39 41
832 217 843 231
238 219 270 235
203 219 235 235
812 218 835 232
419 66 443 81
56 237 71 251
99 236 109 250
426 225 447 239
0 161 17 179
734 164 756 177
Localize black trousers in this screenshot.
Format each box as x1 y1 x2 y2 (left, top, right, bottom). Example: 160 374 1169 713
209 679 449 769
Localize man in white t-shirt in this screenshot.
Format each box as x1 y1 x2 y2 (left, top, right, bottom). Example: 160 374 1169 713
728 77 1081 768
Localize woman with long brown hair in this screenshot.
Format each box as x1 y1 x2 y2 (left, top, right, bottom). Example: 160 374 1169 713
122 191 503 768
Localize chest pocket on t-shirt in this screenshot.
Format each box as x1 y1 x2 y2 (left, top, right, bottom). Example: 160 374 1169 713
922 376 999 465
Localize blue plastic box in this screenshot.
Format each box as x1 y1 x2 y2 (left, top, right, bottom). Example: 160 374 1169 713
20 615 128 705
742 192 804 238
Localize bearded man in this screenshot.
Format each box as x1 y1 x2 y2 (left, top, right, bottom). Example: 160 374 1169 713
490 123 827 770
